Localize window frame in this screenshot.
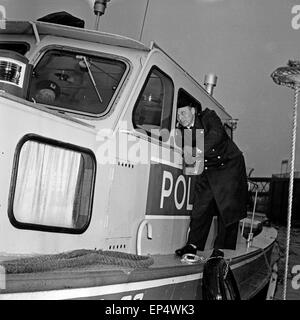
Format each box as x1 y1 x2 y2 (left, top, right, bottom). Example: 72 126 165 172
29 45 131 119
132 65 174 141
8 134 97 234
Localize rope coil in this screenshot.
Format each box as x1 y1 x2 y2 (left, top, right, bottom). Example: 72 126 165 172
271 60 300 89
0 249 154 274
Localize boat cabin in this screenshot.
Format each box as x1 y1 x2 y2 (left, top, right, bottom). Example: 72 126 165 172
0 20 234 257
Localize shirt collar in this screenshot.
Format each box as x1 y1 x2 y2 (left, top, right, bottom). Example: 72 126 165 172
186 117 195 129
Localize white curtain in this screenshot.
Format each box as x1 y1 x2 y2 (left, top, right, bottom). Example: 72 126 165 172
14 141 81 228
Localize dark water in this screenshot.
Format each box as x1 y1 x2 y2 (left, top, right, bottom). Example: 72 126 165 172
273 226 300 300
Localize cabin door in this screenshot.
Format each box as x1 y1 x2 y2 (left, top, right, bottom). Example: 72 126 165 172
122 51 194 254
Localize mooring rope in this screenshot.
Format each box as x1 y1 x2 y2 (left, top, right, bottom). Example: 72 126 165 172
283 85 299 300
271 60 300 300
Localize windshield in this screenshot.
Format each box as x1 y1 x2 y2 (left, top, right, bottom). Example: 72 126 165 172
28 49 127 116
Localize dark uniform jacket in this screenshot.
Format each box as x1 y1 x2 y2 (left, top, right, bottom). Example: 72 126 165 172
189 108 248 226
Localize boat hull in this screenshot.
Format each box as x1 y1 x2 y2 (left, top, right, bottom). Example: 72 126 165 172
0 228 277 300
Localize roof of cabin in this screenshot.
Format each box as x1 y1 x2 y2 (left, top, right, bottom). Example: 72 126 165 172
0 20 150 52
0 21 231 119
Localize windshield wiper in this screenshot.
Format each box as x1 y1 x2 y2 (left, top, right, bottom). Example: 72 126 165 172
76 55 103 103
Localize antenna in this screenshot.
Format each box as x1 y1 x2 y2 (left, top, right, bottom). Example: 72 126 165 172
139 0 150 42
93 0 111 31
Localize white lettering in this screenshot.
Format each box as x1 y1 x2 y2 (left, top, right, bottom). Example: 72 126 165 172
120 295 132 300
128 136 149 164
0 5 6 30
121 293 144 300
291 265 300 290
174 175 186 210
0 266 6 289
291 5 300 30
95 129 116 165
133 293 144 300
186 177 193 210
160 171 173 208
118 121 129 162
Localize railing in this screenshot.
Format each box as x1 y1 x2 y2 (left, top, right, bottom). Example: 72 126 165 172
247 177 271 215
248 176 300 225
267 175 300 225
242 180 259 248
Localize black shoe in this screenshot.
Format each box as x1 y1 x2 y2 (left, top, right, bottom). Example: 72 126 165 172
210 249 224 258
175 244 197 257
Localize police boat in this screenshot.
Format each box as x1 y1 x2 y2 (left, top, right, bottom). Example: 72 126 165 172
0 5 278 300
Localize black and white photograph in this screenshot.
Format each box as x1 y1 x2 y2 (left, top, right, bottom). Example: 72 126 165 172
0 0 300 305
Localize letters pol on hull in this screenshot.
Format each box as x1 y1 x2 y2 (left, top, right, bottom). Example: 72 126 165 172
146 162 196 215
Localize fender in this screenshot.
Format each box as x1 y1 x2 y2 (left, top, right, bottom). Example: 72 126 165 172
202 257 240 300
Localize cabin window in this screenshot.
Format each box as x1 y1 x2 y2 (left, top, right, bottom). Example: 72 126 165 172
28 49 127 116
132 67 174 137
9 135 96 234
0 42 30 55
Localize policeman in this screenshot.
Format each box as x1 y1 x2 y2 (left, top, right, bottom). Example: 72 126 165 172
175 104 248 258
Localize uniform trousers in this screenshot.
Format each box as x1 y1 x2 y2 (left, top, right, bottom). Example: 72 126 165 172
188 184 240 251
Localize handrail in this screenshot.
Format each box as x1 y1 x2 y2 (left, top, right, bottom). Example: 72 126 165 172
136 219 153 255
247 188 258 248
242 180 259 248
29 21 40 44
